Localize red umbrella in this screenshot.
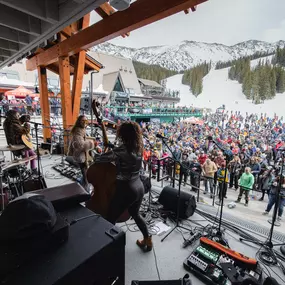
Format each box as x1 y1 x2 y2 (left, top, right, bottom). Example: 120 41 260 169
5 86 36 98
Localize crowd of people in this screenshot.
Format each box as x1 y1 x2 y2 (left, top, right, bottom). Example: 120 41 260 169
141 110 285 221
0 94 61 116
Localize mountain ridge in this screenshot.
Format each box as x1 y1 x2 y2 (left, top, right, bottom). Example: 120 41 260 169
92 40 285 71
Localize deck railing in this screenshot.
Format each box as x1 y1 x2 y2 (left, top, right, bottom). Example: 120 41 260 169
104 106 203 117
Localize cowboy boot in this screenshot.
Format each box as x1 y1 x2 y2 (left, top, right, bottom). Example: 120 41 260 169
136 236 153 252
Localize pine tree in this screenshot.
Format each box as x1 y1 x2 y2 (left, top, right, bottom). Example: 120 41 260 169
182 62 211 96
276 67 285 93
242 71 252 99
251 72 260 104
263 80 271 102
270 69 276 98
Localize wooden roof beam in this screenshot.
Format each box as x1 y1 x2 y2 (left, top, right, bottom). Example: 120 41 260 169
95 2 129 38
26 0 207 71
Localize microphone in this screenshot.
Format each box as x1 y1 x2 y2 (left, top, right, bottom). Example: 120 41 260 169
183 232 202 248
156 134 167 140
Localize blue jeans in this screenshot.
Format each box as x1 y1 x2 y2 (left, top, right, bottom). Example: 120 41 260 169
266 194 285 217
204 177 214 194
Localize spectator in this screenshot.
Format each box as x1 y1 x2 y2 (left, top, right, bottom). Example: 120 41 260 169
262 176 285 222
217 162 230 202
202 158 217 198
236 167 255 206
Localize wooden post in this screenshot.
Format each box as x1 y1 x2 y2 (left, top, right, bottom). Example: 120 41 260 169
58 56 72 153
72 51 86 121
71 13 90 121
37 66 51 142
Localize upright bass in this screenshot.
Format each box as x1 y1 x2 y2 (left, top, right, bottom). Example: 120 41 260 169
86 100 130 222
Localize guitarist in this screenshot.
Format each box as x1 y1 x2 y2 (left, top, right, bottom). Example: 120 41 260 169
99 121 153 252
3 110 37 173
68 115 95 189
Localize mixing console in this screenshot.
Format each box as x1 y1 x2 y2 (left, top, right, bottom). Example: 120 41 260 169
184 238 263 285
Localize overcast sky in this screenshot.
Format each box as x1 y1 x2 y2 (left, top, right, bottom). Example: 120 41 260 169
91 0 285 48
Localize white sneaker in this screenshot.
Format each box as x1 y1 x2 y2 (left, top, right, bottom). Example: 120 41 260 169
277 216 282 221
262 211 269 215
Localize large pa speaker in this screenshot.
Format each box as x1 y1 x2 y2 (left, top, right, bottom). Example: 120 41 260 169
158 186 196 219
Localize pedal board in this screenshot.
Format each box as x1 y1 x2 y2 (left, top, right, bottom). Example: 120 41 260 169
184 238 263 285
53 164 82 183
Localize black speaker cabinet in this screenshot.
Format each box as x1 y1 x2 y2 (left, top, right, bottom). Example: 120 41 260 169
158 186 196 219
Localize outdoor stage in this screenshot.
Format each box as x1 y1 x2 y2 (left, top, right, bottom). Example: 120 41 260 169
8 154 285 284
0 126 284 284
43 156 285 284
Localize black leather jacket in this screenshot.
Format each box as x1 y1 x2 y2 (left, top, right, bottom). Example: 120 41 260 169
98 145 142 181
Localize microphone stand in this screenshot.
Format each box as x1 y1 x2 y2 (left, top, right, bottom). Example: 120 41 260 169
142 134 156 213
210 138 233 245
28 120 46 189
158 136 191 242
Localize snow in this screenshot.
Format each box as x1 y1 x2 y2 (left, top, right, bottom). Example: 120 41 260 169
250 55 274 68
166 68 285 117
93 40 285 71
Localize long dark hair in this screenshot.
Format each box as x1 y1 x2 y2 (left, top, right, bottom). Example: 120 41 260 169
71 115 86 134
117 121 143 154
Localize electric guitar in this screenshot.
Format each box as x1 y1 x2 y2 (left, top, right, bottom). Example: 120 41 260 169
21 134 34 149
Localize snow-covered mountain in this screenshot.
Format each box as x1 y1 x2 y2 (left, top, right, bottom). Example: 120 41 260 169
166 59 285 117
92 40 285 71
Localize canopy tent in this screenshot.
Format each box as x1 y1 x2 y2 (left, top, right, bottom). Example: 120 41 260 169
183 117 204 125
5 86 37 99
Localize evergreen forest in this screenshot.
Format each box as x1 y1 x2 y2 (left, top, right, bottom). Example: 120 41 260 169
215 50 275 70
181 62 211 96
133 61 177 84
272 46 285 67
228 57 285 104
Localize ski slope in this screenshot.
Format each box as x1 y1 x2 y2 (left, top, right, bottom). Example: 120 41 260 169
166 67 285 117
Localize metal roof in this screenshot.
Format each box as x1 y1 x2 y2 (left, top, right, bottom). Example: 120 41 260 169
138 78 163 88
102 71 125 94
0 0 105 69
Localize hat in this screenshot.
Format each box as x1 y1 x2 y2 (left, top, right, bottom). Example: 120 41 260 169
0 193 58 241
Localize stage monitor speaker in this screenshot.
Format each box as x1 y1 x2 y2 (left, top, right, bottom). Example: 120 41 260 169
158 186 196 219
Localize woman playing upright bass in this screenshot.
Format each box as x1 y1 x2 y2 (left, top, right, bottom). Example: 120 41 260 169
98 121 153 252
